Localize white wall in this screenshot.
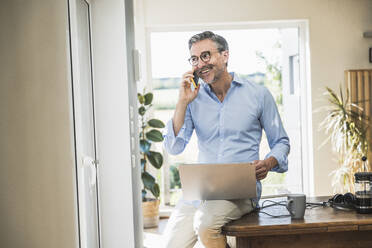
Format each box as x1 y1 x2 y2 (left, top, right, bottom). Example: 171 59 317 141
141 0 372 195
0 0 79 247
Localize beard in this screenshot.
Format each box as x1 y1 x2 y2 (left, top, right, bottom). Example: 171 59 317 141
196 64 224 84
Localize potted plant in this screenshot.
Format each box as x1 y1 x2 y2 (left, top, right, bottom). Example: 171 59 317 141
320 86 370 193
138 90 165 228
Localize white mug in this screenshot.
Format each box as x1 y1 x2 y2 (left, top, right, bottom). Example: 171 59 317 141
287 194 306 219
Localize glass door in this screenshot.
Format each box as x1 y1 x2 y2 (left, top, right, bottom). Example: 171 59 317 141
69 0 100 247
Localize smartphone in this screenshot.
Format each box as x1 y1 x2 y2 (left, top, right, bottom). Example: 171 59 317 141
191 71 199 88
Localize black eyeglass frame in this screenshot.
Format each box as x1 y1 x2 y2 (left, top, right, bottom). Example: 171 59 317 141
188 50 223 66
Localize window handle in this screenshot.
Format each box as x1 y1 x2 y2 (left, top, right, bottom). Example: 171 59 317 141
82 156 98 187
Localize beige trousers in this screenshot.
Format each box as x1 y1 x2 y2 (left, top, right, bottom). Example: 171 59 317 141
162 199 254 248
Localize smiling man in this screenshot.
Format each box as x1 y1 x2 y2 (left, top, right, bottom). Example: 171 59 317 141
162 31 290 248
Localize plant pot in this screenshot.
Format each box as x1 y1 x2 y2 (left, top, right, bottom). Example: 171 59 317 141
142 199 160 228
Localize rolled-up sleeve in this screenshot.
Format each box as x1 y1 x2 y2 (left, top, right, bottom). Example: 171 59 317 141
163 105 194 155
260 88 290 173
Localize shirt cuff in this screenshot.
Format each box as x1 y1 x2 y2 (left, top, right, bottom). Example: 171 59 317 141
163 119 189 154
265 150 288 173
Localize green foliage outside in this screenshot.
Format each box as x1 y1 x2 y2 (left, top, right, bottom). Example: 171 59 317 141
152 77 181 90
255 41 283 109
170 164 181 189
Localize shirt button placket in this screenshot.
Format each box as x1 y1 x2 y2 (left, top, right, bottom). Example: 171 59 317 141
218 105 224 160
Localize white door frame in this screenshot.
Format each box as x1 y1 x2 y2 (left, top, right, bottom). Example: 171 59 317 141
68 0 142 247
68 0 101 247
89 0 143 247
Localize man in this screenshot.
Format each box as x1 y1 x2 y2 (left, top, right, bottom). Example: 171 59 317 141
162 31 290 248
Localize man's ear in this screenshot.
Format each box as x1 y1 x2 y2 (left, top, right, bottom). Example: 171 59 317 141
222 50 229 64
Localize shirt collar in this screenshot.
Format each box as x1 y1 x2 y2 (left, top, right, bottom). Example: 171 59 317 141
231 72 245 85
201 72 245 92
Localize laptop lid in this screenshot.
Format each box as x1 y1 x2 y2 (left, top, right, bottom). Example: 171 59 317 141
178 162 257 200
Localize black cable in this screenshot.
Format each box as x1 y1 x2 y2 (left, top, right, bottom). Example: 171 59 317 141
306 202 328 209
261 199 288 209
257 199 292 218
257 200 328 218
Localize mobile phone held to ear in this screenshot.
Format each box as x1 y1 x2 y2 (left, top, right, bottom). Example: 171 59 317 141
191 71 199 88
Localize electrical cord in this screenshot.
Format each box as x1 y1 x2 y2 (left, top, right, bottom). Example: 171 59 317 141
257 200 327 218
306 201 355 211
306 202 327 209
257 199 291 218
261 199 288 209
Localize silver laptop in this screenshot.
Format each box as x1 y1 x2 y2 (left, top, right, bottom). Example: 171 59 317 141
178 162 257 200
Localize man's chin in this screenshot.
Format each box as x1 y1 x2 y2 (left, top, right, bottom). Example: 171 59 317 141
205 78 217 85
201 75 216 85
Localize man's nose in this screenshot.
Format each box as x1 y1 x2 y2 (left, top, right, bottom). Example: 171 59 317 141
196 58 208 68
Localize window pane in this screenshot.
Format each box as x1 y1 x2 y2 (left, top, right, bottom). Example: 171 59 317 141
150 28 302 205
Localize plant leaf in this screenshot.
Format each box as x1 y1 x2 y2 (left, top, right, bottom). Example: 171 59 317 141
142 171 155 190
144 93 153 105
142 189 147 201
150 183 160 198
148 151 163 169
140 139 151 154
148 119 165 128
320 85 371 192
146 129 164 142
138 93 145 104
138 106 146 116
140 159 146 171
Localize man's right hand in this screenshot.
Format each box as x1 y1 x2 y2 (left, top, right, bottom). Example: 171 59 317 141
172 70 200 136
178 70 200 105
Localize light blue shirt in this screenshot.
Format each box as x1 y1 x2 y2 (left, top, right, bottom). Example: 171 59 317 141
163 72 290 203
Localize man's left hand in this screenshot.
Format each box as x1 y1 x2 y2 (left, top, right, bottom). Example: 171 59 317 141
253 157 278 180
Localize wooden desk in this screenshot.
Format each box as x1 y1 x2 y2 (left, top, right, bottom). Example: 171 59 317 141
222 196 372 248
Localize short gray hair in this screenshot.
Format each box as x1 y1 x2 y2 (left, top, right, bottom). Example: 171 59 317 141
188 31 229 52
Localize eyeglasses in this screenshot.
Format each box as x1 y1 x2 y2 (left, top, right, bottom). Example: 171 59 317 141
188 50 220 66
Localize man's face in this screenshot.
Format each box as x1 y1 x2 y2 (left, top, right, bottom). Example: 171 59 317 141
189 39 229 84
